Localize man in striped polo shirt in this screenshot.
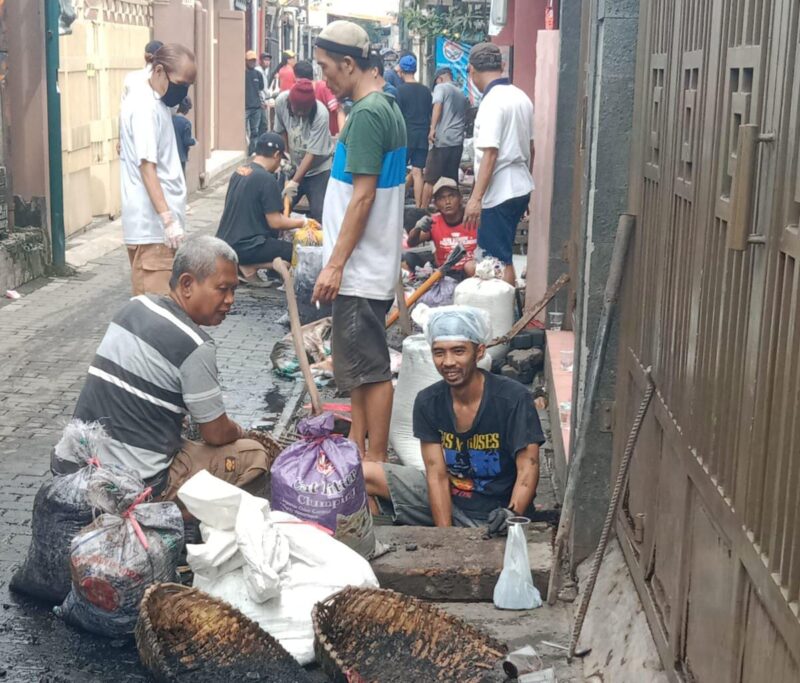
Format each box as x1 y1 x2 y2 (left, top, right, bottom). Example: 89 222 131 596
54 235 270 502
313 21 407 463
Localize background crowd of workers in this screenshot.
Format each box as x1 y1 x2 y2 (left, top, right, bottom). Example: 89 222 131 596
108 21 538 527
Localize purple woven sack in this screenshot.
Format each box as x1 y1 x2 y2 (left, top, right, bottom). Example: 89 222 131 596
270 413 376 558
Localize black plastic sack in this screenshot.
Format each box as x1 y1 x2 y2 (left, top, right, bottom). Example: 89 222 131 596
56 468 183 637
10 421 112 603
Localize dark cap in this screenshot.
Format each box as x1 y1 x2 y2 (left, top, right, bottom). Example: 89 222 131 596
255 132 287 158
433 67 453 82
145 40 164 56
260 52 270 60
468 42 503 71
316 20 371 59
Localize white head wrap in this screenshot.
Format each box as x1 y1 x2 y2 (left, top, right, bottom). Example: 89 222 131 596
425 305 492 346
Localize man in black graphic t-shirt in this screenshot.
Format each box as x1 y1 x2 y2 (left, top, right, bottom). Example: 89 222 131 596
363 306 544 527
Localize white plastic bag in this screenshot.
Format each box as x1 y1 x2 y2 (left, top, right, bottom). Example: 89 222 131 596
493 523 542 610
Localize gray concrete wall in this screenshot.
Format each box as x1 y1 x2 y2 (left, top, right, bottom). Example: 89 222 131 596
547 0 583 319
567 0 640 564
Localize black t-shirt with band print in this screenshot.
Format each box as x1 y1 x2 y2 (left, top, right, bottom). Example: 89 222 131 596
412 371 545 520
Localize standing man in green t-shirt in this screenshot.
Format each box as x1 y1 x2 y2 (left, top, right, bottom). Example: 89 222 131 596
313 21 408 463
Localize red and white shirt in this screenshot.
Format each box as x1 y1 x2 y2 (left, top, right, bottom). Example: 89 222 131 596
430 214 477 270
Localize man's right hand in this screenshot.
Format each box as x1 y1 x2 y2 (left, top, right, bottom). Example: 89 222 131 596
282 179 299 200
312 263 343 304
160 211 185 250
428 129 436 145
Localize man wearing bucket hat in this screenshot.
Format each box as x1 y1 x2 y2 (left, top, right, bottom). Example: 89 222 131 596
363 306 544 528
313 20 407 463
463 42 534 286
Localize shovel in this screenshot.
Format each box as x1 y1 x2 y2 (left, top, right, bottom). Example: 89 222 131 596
271 258 324 416
385 244 466 329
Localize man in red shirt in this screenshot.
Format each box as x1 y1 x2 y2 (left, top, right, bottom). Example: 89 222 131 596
277 50 297 91
407 177 476 278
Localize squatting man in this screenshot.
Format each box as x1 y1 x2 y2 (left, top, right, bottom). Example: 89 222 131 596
363 306 543 531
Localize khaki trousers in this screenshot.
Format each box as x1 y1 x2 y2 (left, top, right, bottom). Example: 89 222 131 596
127 243 176 296
160 438 271 503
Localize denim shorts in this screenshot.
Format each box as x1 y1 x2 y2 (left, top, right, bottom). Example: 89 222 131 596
377 463 481 527
331 294 392 392
477 193 530 264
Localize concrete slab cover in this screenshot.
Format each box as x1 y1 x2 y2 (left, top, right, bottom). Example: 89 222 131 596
371 525 553 601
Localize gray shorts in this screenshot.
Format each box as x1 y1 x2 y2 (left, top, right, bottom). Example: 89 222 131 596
377 463 481 527
331 294 392 392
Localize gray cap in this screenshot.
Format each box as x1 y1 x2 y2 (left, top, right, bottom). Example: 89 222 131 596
316 20 371 59
469 42 503 71
432 177 459 198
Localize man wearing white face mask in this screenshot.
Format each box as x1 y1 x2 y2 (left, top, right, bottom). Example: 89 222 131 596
119 43 197 296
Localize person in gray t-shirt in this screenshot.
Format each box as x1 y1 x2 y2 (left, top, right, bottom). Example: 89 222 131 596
422 68 470 207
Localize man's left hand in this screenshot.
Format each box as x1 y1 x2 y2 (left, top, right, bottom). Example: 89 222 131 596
312 263 343 304
485 507 515 538
464 196 482 231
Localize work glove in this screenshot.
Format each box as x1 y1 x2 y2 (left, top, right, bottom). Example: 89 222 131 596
160 211 185 250
282 179 299 200
413 215 433 233
485 507 516 538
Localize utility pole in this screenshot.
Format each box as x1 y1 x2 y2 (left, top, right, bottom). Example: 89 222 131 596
44 0 66 272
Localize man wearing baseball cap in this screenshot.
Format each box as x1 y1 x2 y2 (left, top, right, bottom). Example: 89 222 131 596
313 20 407 463
395 53 432 207
216 133 309 285
407 177 477 279
245 50 266 155
273 77 334 221
463 42 534 286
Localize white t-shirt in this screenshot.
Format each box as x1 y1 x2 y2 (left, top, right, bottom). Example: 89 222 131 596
473 81 534 208
121 66 151 104
119 79 186 245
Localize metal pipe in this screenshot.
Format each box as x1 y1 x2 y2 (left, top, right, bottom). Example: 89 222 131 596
547 212 634 604
44 0 65 271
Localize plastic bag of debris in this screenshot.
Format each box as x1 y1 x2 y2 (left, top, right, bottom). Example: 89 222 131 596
419 275 458 308
10 420 115 603
56 467 183 637
271 413 378 559
270 316 331 379
294 246 330 324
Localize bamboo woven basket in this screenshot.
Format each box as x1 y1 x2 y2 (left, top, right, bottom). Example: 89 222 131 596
312 587 508 683
246 429 285 465
136 582 313 682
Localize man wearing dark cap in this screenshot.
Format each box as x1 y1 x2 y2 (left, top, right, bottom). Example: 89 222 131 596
273 78 334 221
395 54 432 207
463 42 533 286
313 20 407 463
216 133 309 284
421 67 469 207
257 52 274 132
246 50 267 156
121 39 164 102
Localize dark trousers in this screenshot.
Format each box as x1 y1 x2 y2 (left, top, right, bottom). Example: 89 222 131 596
246 107 262 155
291 170 330 222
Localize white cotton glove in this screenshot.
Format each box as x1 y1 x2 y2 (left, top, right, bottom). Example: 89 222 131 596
282 179 299 200
160 211 185 250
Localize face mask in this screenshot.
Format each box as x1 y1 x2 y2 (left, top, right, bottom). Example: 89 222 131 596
162 78 189 107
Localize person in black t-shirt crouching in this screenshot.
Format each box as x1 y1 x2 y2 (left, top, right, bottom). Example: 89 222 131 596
216 132 309 285
363 306 544 529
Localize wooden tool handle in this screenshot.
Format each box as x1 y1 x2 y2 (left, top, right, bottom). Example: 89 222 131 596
272 258 324 416
283 195 292 217
386 270 444 328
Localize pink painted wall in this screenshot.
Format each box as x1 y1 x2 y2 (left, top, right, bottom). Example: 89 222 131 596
526 30 560 312
491 0 548 103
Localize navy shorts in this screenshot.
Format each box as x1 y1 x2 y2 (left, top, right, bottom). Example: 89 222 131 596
407 147 429 169
477 193 530 265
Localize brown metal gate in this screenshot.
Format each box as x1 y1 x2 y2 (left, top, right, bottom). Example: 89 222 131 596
617 0 800 679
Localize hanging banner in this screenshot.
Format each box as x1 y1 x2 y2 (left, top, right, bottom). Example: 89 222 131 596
434 37 481 104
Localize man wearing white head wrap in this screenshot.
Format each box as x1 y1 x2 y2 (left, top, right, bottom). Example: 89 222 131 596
363 305 544 529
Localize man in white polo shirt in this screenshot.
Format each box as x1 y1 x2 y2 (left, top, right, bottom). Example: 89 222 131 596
463 42 534 286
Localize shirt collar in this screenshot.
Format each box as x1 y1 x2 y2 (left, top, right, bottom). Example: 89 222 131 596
483 77 510 98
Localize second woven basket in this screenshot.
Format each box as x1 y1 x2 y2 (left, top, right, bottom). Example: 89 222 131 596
312 586 508 682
